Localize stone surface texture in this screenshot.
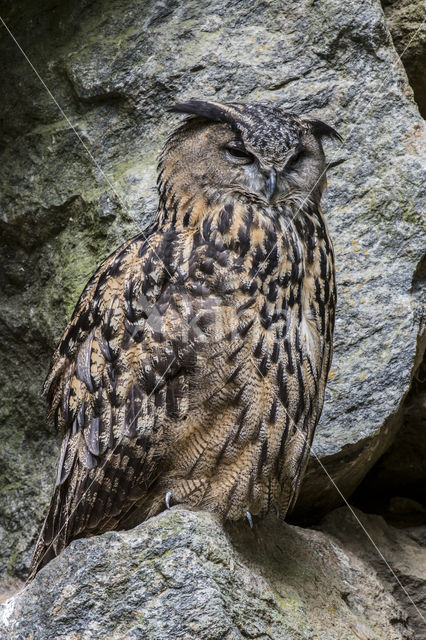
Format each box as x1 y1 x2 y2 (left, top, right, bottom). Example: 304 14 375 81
319 507 426 640
381 0 426 117
352 356 426 527
0 508 416 640
0 0 424 590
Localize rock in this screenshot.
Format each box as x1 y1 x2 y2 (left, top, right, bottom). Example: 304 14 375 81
352 356 426 527
381 0 426 117
0 577 24 606
0 508 415 639
0 0 425 581
319 507 426 640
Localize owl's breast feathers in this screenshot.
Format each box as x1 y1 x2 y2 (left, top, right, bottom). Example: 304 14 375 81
30 196 335 579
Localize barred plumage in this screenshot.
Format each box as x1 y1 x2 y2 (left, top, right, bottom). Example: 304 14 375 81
29 99 339 580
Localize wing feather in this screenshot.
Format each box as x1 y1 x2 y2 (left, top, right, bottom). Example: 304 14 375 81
29 225 190 579
30 204 333 580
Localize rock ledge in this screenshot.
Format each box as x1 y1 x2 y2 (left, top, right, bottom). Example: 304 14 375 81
0 508 414 640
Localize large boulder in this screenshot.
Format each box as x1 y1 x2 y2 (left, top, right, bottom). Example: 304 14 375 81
0 508 415 639
319 507 426 640
0 0 424 580
351 355 426 527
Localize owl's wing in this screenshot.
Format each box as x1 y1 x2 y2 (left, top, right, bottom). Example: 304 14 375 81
29 224 204 579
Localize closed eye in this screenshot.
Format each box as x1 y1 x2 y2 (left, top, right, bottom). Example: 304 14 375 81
285 144 304 170
225 142 255 165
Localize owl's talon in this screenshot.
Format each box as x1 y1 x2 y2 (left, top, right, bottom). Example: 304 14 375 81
273 502 280 519
165 491 172 509
246 511 253 528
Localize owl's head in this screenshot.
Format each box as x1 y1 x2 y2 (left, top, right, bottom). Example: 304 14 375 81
160 99 341 211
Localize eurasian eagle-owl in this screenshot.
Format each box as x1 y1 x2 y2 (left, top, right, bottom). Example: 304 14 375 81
29 99 339 580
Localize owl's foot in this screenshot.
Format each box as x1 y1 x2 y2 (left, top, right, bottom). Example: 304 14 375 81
273 502 280 518
165 491 172 509
246 511 253 528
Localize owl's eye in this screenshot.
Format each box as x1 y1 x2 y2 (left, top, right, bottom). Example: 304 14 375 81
285 144 304 170
225 143 254 165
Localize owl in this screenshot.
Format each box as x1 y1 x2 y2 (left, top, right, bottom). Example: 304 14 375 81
29 99 339 580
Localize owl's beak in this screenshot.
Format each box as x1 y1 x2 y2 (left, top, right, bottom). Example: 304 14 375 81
265 168 277 201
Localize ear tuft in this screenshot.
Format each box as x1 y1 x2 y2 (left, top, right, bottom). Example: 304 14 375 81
168 100 231 124
306 118 343 142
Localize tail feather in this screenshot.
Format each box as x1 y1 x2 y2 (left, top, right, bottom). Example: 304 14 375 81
28 436 156 582
28 487 67 582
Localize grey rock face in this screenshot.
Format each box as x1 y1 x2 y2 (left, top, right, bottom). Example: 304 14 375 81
0 0 424 580
352 355 426 527
320 507 426 640
381 0 426 117
0 508 415 640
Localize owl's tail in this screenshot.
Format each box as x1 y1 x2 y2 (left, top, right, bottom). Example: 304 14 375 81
27 485 69 582
27 435 158 582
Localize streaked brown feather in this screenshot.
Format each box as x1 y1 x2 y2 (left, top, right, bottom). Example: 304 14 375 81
29 101 337 581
